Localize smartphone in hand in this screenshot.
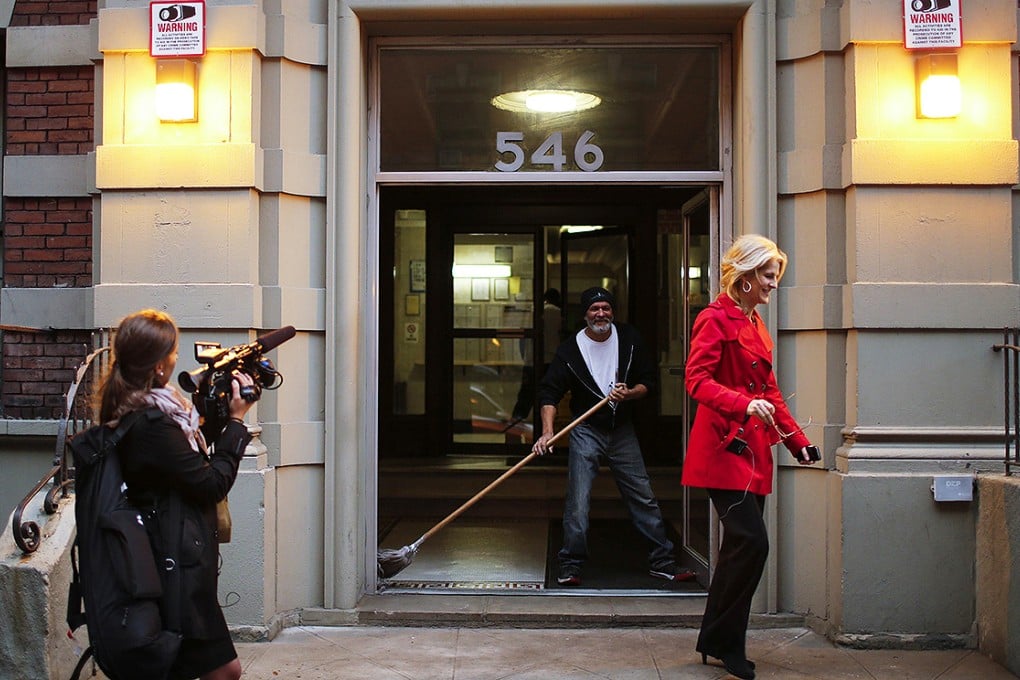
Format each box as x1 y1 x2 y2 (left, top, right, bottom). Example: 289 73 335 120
802 445 821 462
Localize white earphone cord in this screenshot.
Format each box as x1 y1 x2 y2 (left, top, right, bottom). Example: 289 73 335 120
718 449 754 521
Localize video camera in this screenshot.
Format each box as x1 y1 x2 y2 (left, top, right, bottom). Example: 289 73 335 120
177 325 295 434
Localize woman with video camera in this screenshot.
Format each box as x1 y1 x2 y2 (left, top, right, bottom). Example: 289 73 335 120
96 309 254 680
682 235 817 680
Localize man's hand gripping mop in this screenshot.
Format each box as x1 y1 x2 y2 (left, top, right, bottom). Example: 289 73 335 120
377 394 612 579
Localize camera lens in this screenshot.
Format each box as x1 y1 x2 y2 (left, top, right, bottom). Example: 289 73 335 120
159 6 181 21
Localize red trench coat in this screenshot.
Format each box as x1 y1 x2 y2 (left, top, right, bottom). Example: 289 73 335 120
681 294 809 495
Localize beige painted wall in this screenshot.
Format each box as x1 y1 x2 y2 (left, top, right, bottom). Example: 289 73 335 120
92 0 329 630
775 0 1020 641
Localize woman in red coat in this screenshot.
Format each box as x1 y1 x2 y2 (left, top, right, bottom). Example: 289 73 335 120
682 235 816 680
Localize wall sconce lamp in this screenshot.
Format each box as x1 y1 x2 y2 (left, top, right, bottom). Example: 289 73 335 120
155 58 198 123
916 53 960 119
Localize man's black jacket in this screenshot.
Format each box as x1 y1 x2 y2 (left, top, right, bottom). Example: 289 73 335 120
536 323 656 431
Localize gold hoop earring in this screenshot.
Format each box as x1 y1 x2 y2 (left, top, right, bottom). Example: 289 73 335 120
741 279 752 294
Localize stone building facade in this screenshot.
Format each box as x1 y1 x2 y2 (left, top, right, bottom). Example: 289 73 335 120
0 0 1018 660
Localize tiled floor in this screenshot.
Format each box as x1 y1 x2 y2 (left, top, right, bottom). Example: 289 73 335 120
236 625 1019 679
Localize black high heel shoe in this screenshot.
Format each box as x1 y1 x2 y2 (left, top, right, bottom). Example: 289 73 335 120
701 652 755 679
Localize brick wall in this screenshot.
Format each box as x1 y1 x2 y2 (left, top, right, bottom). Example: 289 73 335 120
9 1 97 26
2 1 98 418
6 67 95 154
3 198 92 287
2 331 96 418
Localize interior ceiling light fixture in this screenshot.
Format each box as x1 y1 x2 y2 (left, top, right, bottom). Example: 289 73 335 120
560 225 604 234
491 89 602 114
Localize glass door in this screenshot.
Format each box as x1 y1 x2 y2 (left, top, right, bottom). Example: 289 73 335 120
451 232 537 452
560 228 631 328
677 189 716 572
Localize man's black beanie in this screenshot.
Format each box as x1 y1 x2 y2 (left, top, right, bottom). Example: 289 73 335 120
580 286 615 313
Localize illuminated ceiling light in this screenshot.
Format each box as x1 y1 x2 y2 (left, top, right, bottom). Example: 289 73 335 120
687 266 702 279
916 53 960 119
451 264 512 278
559 225 604 234
491 89 601 114
155 58 198 122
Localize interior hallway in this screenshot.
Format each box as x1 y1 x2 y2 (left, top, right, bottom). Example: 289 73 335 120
378 518 703 593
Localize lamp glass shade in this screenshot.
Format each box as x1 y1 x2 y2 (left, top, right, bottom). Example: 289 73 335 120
916 54 960 119
155 59 197 122
491 89 601 114
919 75 961 118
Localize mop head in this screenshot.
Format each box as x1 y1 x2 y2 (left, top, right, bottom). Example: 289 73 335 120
377 545 417 579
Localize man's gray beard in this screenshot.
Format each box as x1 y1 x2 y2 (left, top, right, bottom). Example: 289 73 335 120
587 320 612 335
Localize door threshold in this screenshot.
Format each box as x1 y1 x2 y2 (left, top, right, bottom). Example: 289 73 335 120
379 585 706 597
299 594 805 629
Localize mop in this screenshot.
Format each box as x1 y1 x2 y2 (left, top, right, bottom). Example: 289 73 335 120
377 394 612 579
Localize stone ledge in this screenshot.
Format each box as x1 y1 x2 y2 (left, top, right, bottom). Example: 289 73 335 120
835 632 971 650
976 475 1020 675
0 419 61 437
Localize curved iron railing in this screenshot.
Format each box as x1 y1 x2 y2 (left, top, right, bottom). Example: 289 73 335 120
992 328 1020 476
11 344 110 553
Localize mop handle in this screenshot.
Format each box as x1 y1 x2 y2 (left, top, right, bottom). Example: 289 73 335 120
413 394 613 549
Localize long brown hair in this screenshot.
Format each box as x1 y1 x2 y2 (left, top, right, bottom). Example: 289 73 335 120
96 309 178 422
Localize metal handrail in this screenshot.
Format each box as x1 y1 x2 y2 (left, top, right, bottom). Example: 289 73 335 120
992 328 1020 476
0 323 55 334
11 343 110 554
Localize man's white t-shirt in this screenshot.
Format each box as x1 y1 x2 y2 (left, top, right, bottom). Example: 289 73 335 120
576 324 618 398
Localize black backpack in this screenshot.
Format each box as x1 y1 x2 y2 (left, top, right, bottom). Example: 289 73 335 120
66 409 183 680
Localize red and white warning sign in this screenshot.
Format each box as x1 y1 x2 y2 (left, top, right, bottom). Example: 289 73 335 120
150 1 206 57
903 0 962 50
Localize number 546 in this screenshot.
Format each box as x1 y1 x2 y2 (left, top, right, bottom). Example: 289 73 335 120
495 130 605 172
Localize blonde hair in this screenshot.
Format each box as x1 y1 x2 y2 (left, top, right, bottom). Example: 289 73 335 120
720 234 788 299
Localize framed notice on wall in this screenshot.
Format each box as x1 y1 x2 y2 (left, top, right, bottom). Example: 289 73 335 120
493 279 510 300
409 260 426 292
471 279 490 301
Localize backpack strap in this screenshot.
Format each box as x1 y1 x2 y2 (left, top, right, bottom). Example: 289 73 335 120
107 409 148 447
123 408 187 633
68 644 93 680
66 542 85 633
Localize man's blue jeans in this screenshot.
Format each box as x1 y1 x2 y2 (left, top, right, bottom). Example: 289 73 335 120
557 422 675 573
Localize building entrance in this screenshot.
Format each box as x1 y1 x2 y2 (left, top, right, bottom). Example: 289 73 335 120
378 185 713 591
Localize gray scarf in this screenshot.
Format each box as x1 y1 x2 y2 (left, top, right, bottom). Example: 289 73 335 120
141 386 209 455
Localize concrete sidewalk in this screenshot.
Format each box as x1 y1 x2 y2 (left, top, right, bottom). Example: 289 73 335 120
235 625 1019 679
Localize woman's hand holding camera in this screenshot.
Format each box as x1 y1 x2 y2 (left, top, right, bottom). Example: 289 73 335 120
228 373 257 421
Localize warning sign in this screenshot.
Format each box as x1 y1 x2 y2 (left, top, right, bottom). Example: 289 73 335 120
150 1 206 57
903 0 962 50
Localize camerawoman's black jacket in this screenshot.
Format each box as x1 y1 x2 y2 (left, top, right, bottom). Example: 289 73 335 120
119 409 251 640
536 323 656 431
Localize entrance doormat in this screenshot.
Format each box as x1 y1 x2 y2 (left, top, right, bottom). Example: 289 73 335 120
545 518 702 591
